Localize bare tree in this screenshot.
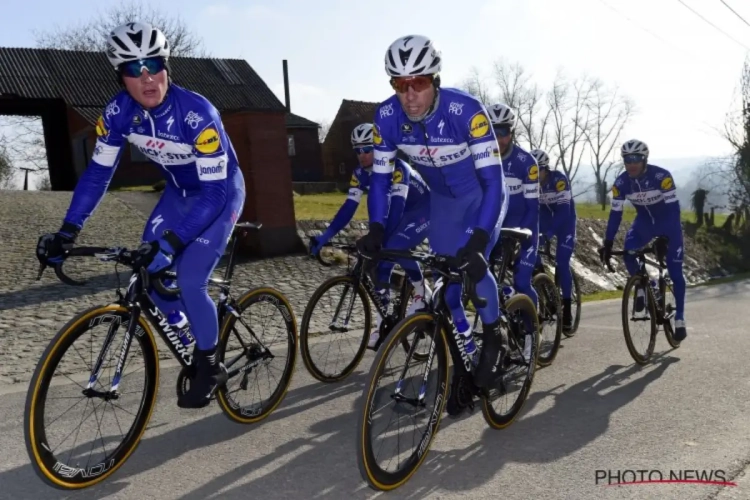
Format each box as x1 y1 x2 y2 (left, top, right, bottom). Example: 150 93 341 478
36 174 52 191
579 81 634 204
547 71 595 183
720 58 750 210
459 66 494 107
317 119 331 144
0 145 15 189
492 59 551 151
33 0 208 57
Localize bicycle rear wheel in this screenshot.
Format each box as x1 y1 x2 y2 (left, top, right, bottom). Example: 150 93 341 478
533 273 562 366
621 275 657 365
357 312 449 491
215 287 297 424
24 304 159 490
481 294 539 429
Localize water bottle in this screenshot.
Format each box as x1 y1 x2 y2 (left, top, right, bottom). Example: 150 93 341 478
649 279 661 302
455 318 478 364
167 310 195 349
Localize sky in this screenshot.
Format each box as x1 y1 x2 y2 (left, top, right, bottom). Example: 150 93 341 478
2 0 750 183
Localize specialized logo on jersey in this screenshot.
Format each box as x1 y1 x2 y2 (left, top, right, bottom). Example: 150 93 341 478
529 165 539 181
350 175 360 187
661 176 674 190
393 169 403 183
195 126 221 154
373 124 382 145
556 180 566 192
468 111 490 139
612 185 620 198
95 116 108 137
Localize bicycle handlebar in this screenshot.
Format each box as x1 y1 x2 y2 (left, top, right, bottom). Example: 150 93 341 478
364 248 488 309
602 245 661 273
37 246 180 297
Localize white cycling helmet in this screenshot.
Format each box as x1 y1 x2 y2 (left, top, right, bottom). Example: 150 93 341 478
385 35 441 77
106 22 170 69
351 123 374 147
621 139 649 158
530 149 551 170
487 103 517 130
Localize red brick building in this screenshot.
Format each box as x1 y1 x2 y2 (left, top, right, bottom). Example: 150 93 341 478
0 47 320 256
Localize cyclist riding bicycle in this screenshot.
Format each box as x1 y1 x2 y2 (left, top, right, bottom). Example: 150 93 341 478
35 22 246 409
487 103 540 309
356 34 509 393
598 139 687 342
531 148 577 332
309 123 433 349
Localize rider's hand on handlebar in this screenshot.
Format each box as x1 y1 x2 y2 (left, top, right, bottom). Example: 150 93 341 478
308 235 325 256
356 223 385 257
133 239 176 273
36 223 79 266
457 227 490 282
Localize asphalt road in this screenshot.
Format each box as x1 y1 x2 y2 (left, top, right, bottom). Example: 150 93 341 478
1 279 749 500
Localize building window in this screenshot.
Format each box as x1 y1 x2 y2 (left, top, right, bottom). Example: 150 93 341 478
288 135 296 156
130 143 149 162
339 162 346 174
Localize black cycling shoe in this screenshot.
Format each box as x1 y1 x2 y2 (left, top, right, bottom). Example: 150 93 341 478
177 347 228 409
562 298 573 333
474 319 508 389
673 320 687 342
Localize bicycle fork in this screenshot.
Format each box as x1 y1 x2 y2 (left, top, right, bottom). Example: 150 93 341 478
85 306 142 397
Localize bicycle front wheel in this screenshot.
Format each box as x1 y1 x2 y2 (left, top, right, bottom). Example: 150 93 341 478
357 312 449 491
533 273 562 366
24 304 159 490
621 275 657 365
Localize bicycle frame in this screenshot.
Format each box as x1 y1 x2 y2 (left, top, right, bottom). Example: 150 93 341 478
84 226 262 395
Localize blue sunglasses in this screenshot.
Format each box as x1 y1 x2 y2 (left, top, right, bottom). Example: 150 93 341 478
120 57 166 78
354 146 374 154
623 154 645 164
493 125 512 138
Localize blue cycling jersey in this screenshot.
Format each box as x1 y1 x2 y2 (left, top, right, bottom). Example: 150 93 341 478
605 164 680 241
540 169 576 231
63 84 243 247
502 144 539 231
369 87 505 236
323 159 430 240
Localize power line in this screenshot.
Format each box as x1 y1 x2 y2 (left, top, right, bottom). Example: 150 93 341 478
676 0 750 51
596 0 694 58
719 0 750 29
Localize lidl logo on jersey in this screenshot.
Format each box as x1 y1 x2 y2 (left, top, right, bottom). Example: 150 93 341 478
611 185 620 198
350 175 359 187
660 176 674 190
195 126 221 154
373 124 383 145
528 165 539 181
469 112 489 139
556 180 566 192
393 169 403 183
95 116 108 137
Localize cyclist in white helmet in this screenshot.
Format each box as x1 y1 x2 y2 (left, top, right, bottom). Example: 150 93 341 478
531 148 577 332
599 139 688 342
37 22 246 409
309 123 433 349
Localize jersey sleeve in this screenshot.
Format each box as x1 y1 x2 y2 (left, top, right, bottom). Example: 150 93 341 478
605 175 627 241
322 171 363 240
167 101 231 246
521 159 540 232
369 106 398 228
463 100 504 235
384 161 410 237
659 170 681 219
550 172 572 226
63 95 127 231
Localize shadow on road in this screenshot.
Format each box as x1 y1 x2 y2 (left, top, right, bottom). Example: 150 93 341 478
1 354 677 499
